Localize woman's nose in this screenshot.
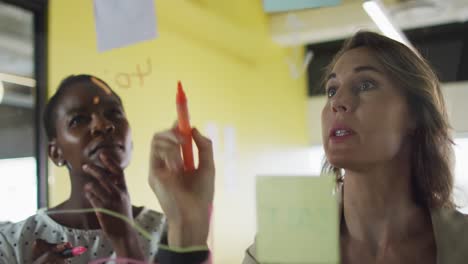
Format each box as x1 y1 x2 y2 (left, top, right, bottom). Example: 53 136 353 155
332 101 348 113
90 116 115 137
330 89 354 113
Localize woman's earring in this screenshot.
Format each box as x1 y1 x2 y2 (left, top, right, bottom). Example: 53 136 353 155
57 160 64 166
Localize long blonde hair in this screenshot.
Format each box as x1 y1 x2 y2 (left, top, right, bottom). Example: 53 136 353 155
321 31 455 209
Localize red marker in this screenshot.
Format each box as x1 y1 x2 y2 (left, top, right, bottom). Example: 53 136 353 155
59 246 87 258
176 81 195 171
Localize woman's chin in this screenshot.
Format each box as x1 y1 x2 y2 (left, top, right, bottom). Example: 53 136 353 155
326 155 353 170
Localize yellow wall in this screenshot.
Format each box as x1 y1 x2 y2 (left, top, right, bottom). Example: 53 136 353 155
307 97 327 145
48 1 308 263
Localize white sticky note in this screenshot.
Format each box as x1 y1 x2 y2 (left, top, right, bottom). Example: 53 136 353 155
256 175 340 264
93 0 158 52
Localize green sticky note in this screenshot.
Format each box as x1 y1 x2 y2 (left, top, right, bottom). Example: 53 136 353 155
256 175 339 264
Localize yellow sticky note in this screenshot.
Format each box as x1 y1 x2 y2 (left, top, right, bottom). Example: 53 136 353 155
256 175 340 264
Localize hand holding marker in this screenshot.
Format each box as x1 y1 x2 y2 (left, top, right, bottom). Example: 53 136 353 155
59 245 87 258
176 81 195 171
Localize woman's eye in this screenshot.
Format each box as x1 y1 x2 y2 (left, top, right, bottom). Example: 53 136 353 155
327 87 337 98
69 115 89 127
108 108 123 118
357 80 376 92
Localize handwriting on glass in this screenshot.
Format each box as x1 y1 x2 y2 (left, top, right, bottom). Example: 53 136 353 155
104 58 152 89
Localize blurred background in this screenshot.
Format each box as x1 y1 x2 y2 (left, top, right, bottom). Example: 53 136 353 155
0 0 467 263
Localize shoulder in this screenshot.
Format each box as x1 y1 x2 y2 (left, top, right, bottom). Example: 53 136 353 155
431 208 468 261
0 222 11 227
131 208 165 255
136 207 164 224
0 213 47 245
0 214 39 237
244 243 258 261
242 237 259 264
0 210 62 243
0 214 40 263
431 207 468 232
134 208 165 235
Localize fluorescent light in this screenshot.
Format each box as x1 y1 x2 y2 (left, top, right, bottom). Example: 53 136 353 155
0 81 4 104
363 0 414 49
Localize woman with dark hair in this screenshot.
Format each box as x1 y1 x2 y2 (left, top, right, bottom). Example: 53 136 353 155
0 75 163 263
242 31 468 263
0 75 214 264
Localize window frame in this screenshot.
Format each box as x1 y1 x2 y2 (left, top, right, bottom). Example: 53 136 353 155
1 0 49 209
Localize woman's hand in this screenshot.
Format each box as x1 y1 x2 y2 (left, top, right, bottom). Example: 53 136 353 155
83 153 133 238
32 239 71 264
83 153 144 260
149 126 215 247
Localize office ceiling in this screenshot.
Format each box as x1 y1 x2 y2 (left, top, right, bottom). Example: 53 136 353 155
269 0 468 45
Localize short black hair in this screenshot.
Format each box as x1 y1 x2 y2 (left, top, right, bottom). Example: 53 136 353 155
43 74 123 140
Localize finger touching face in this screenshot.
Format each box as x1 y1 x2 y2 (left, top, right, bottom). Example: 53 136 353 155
51 82 132 173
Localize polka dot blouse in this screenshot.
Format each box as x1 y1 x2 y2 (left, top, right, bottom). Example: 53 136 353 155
0 208 164 263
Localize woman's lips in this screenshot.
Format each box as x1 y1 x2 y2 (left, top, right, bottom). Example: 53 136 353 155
329 127 356 142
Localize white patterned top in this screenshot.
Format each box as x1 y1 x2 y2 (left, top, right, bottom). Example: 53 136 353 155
0 207 164 264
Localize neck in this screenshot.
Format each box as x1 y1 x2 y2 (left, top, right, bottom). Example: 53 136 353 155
49 170 102 229
342 146 430 250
